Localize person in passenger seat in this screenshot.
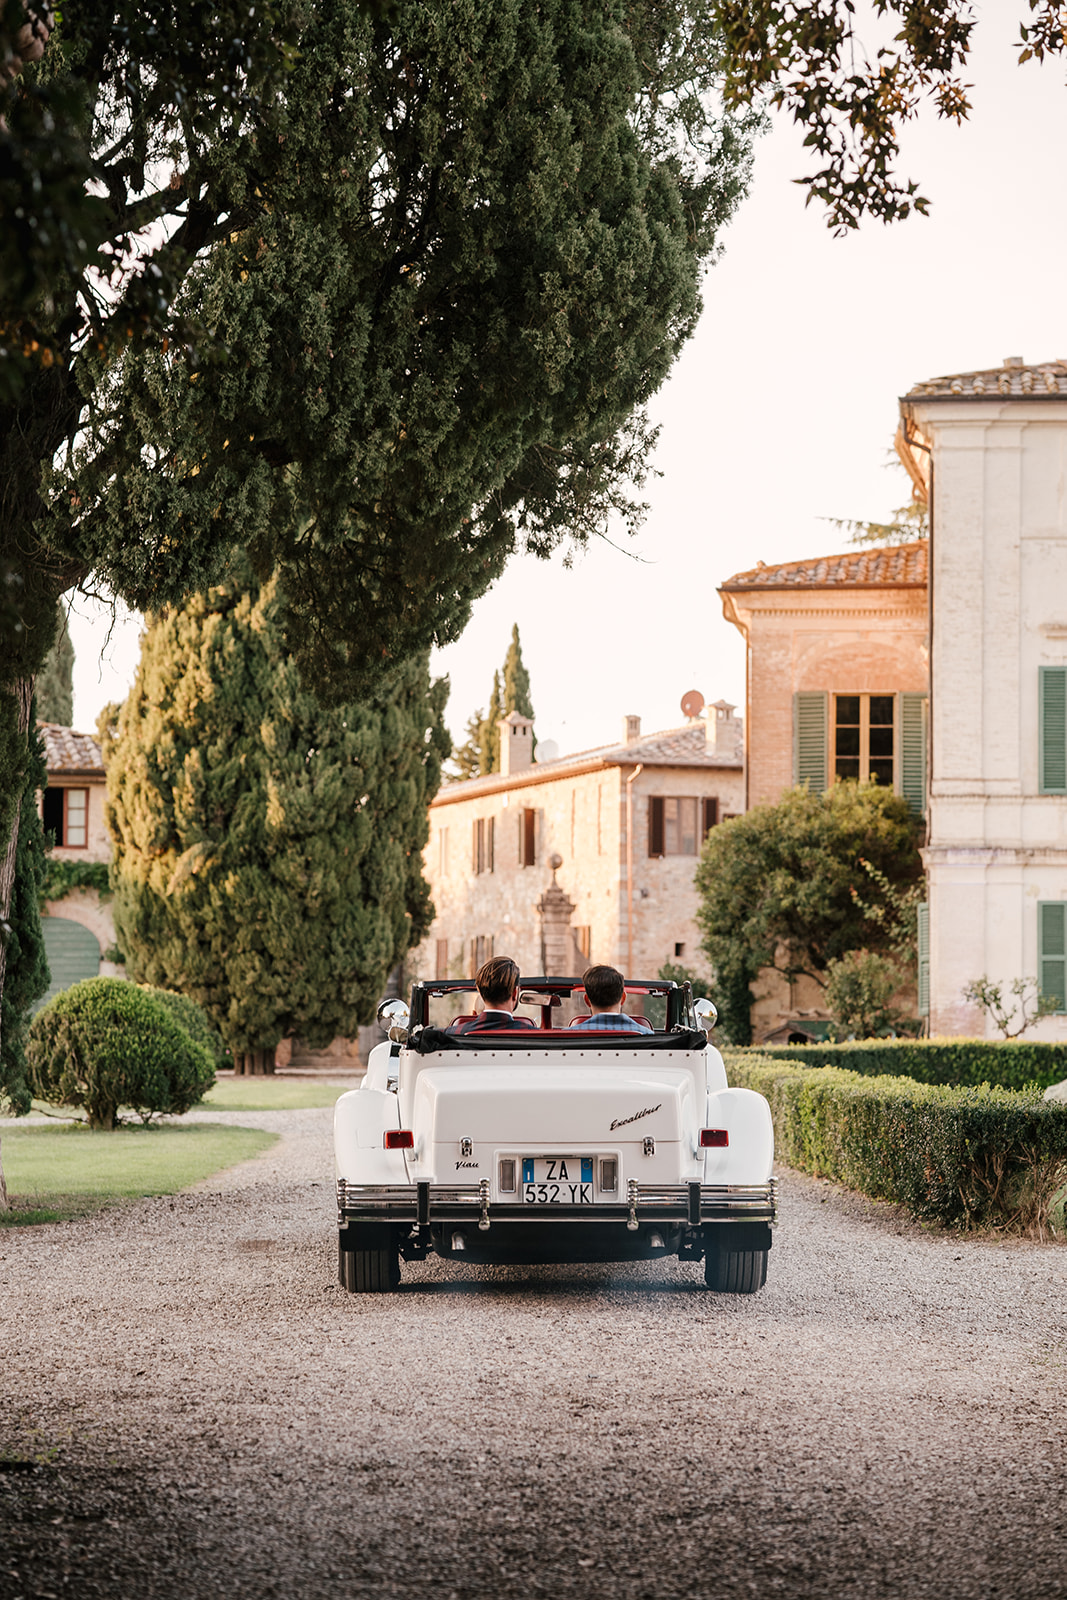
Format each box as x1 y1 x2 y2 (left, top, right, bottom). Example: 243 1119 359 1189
573 965 652 1031
454 957 537 1032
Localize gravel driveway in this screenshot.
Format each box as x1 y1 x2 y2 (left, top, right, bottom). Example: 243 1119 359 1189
1 1103 1065 1600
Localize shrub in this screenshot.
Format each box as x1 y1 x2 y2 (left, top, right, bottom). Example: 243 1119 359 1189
27 979 215 1129
740 1037 1067 1092
726 1051 1067 1237
824 949 906 1038
141 987 227 1070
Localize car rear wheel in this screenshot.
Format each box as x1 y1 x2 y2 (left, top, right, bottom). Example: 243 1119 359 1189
704 1246 768 1294
339 1243 401 1293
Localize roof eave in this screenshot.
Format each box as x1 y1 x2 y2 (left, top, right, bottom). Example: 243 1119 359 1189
718 580 927 595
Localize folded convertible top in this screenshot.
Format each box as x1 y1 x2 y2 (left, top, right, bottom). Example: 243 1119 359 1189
411 1027 709 1055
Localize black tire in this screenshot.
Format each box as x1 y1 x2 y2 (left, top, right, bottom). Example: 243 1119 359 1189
340 1244 401 1294
704 1247 768 1294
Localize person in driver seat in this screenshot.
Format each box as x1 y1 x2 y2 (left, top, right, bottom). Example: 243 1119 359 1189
573 965 652 1032
454 957 537 1032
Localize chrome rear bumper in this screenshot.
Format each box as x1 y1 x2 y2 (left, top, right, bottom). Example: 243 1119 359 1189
337 1177 777 1228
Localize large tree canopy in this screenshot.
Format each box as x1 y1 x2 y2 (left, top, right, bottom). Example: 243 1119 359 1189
56 0 754 697
4 0 754 691
107 566 449 1070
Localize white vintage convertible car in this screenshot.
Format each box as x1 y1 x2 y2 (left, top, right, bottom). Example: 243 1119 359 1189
334 978 776 1294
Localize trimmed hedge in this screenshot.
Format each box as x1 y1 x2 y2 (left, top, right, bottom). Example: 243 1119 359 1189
27 978 215 1129
726 1051 1067 1237
742 1037 1067 1092
141 987 227 1071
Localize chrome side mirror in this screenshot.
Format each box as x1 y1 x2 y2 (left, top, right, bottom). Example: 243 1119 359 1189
376 997 410 1043
693 997 718 1035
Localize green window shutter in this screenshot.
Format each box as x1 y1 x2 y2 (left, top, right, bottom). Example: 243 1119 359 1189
794 692 828 793
1040 667 1067 793
900 693 928 816
916 901 930 1017
1038 901 1067 1013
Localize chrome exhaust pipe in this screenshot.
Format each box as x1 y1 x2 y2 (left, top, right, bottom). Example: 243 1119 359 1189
451 1231 467 1252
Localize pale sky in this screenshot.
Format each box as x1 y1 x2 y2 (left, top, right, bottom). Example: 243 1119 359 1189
69 11 1067 758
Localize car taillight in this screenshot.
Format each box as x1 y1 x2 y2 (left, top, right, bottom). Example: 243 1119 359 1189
699 1128 729 1148
384 1130 414 1150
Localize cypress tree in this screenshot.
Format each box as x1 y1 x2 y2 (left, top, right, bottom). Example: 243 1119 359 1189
107 567 449 1072
479 672 504 778
452 626 537 779
35 607 74 726
502 626 535 725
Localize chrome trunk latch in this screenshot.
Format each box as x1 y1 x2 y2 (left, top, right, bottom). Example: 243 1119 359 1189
478 1178 491 1231
626 1178 640 1231
643 1135 655 1157
460 1137 473 1157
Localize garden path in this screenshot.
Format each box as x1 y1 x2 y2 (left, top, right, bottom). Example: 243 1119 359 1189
1 1105 1065 1599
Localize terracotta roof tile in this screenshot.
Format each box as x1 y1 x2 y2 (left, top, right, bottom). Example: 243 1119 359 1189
906 359 1067 401
38 722 104 775
720 540 927 592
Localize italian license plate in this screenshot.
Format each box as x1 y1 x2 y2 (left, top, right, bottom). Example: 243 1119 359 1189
522 1156 594 1205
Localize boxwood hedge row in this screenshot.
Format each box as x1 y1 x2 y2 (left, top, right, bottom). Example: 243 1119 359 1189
741 1038 1067 1092
725 1051 1067 1237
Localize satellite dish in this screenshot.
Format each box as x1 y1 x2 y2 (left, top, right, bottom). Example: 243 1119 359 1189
535 739 559 764
680 689 704 720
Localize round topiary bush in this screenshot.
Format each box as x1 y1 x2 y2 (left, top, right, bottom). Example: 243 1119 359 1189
140 986 227 1071
27 978 216 1129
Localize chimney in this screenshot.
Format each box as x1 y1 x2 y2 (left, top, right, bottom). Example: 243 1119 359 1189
705 700 739 758
623 714 641 744
499 712 534 776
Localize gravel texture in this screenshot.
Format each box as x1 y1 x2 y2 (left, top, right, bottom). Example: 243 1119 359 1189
1 1103 1065 1600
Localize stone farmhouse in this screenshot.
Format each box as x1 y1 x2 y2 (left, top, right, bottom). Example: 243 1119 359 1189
899 357 1067 1039
410 707 744 984
35 723 121 1006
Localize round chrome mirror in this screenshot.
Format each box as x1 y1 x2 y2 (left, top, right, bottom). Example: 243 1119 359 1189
376 997 410 1042
693 997 718 1034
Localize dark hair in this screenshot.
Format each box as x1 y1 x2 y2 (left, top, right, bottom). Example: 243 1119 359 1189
583 964 625 1009
476 956 520 1007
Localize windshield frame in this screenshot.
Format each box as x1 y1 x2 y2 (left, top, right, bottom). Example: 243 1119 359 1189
409 978 694 1033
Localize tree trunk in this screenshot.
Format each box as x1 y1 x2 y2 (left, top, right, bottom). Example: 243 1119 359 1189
0 673 35 1212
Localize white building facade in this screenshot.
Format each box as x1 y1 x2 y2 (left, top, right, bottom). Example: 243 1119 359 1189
900 358 1067 1038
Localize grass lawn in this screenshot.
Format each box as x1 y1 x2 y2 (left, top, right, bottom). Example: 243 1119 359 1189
201 1075 355 1111
0 1122 278 1227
